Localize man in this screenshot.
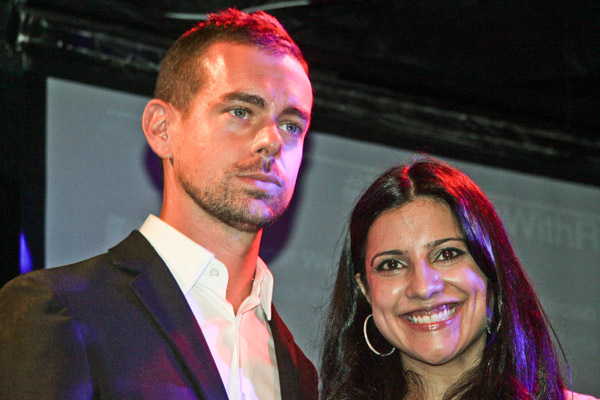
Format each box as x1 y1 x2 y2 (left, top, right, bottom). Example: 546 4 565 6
0 8 316 400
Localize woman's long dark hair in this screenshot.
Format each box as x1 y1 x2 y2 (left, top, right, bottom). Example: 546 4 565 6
320 158 566 399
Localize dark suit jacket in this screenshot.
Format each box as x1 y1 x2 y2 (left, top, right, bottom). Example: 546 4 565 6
0 231 318 399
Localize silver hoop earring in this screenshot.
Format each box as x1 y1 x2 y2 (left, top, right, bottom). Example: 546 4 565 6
363 314 395 357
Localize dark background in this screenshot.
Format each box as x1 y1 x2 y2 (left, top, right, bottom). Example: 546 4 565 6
1 0 599 285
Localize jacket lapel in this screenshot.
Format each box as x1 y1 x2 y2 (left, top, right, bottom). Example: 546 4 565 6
269 306 301 400
110 231 229 400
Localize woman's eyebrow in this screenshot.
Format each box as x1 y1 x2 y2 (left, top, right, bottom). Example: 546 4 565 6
425 237 466 249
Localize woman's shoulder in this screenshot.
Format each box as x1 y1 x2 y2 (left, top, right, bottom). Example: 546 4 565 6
564 389 599 400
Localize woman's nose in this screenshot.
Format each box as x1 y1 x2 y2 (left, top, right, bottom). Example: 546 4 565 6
405 260 444 300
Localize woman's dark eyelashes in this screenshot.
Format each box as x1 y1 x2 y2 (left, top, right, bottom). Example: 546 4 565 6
373 247 466 271
374 258 405 272
436 247 466 261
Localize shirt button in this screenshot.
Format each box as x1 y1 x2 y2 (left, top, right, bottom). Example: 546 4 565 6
209 268 219 277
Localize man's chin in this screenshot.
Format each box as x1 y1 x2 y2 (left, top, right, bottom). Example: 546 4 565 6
211 199 286 233
183 180 289 232
244 203 286 228
222 213 278 233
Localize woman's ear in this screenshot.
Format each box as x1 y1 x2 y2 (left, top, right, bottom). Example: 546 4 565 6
355 273 371 304
142 99 173 159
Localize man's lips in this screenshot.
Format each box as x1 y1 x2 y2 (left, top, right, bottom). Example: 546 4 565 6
237 173 282 187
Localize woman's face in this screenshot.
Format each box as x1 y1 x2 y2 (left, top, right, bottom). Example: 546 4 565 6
357 197 488 371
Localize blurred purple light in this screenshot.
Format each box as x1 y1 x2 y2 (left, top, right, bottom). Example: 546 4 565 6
19 231 33 274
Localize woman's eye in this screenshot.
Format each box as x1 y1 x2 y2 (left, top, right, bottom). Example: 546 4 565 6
279 122 302 135
375 259 405 272
436 248 464 262
229 108 249 119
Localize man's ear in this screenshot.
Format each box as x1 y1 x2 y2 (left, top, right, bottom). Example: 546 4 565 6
142 99 174 159
355 273 371 304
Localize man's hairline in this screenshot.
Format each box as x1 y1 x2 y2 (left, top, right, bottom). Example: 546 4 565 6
169 39 311 118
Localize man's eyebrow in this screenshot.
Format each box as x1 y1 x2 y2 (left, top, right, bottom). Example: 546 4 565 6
222 92 311 123
282 106 311 124
222 92 267 109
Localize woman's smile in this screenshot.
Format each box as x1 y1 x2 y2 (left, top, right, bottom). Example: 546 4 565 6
403 303 459 325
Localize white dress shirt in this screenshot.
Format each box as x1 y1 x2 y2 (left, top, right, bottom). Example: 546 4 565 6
139 215 281 400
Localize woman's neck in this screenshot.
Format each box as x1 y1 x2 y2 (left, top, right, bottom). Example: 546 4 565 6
404 367 461 400
401 336 486 400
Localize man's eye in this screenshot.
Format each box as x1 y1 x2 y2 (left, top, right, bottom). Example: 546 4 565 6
375 259 405 272
229 108 249 119
279 122 302 135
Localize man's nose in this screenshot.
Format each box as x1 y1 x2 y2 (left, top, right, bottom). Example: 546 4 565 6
405 260 444 300
250 122 283 159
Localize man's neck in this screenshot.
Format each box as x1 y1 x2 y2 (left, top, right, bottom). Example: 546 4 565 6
159 205 263 314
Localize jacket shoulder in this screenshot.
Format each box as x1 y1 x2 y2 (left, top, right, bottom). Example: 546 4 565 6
0 231 152 316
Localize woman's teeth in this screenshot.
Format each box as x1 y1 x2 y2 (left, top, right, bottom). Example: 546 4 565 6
406 304 457 324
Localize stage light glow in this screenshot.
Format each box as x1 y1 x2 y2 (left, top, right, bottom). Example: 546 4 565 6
19 231 33 274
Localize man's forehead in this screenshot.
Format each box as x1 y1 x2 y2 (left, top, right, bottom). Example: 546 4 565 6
197 42 312 110
201 42 308 80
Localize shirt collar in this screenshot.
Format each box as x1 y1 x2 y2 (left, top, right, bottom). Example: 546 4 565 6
254 257 273 320
139 214 213 294
139 214 273 320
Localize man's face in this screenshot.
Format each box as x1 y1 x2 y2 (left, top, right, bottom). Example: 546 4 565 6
168 42 313 232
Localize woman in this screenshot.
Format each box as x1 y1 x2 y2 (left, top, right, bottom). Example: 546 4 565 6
321 158 596 400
